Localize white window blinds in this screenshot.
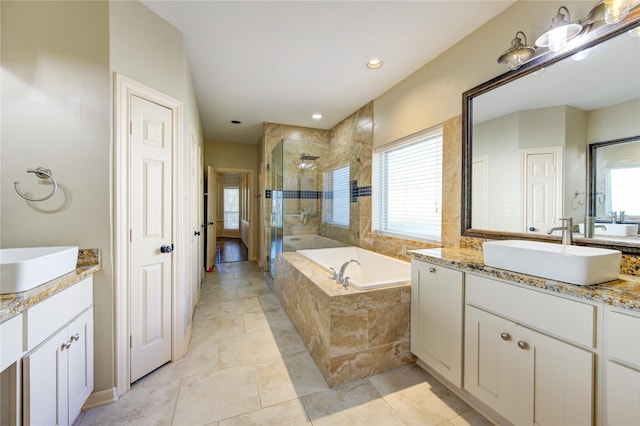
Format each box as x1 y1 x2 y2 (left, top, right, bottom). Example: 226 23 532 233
323 165 350 227
224 186 240 230
373 126 443 241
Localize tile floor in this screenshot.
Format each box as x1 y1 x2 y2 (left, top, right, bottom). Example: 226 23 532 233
76 261 492 426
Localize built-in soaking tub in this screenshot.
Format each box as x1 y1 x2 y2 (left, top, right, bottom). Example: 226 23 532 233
282 234 346 252
297 246 410 290
272 247 414 387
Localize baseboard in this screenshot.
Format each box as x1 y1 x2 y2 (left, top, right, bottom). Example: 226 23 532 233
82 387 118 410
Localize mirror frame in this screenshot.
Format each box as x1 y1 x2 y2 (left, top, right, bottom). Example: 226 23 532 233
462 10 640 255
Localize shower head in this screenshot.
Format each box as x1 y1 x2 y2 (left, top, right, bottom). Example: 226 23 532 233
300 154 320 161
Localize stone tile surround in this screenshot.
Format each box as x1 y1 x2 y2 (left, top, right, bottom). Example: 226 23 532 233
273 252 414 387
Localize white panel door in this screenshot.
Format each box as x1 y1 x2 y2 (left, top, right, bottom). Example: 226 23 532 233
206 165 217 270
522 148 562 234
130 95 173 382
472 156 489 229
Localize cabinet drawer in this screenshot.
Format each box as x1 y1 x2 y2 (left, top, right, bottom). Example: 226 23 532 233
0 314 24 371
466 274 595 347
26 276 93 350
607 308 640 368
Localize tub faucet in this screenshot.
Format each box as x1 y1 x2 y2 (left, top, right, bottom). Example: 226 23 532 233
547 217 574 245
337 259 361 286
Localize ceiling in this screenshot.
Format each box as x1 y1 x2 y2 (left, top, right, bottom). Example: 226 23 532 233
141 1 514 144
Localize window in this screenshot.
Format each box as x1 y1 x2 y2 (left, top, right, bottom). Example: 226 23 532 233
323 165 350 226
223 186 240 230
609 167 640 219
373 126 443 241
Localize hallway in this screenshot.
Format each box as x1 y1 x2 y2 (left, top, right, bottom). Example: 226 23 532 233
75 262 489 425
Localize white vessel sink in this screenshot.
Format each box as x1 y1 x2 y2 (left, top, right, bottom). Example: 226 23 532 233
483 240 621 286
0 246 78 294
578 223 639 237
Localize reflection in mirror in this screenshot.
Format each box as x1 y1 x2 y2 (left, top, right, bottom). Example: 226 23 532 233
590 137 640 228
464 15 640 252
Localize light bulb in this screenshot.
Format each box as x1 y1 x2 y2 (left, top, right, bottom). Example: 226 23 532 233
604 0 630 24
507 53 523 70
547 26 569 52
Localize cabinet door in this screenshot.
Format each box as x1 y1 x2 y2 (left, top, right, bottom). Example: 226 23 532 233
520 327 593 426
464 306 518 423
23 327 69 426
606 361 640 426
67 308 94 423
410 261 464 386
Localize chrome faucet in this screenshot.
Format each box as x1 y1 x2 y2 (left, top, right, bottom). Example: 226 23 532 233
547 217 574 245
337 259 361 287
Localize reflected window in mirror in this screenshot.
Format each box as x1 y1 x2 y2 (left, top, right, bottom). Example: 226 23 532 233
589 136 640 224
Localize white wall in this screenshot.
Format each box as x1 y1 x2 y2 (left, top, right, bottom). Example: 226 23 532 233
1 0 113 390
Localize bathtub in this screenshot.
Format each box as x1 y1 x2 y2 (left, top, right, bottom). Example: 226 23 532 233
297 246 410 290
283 234 346 252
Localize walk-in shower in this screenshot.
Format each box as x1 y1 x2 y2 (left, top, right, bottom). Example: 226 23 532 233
265 139 345 278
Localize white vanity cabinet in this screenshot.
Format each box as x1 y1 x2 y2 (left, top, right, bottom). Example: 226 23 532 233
464 274 595 425
410 259 464 386
604 307 640 425
22 276 94 426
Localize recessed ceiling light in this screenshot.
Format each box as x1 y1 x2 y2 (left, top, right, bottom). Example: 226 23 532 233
230 120 241 124
312 113 322 120
367 58 383 69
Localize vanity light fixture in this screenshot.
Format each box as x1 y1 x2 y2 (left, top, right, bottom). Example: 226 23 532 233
497 31 536 70
535 6 583 52
604 0 630 24
367 58 383 69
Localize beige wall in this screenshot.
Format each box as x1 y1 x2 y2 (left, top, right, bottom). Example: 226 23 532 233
1 0 112 389
1 0 204 394
111 0 206 370
373 1 594 148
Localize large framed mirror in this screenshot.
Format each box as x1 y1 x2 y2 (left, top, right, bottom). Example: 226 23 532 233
462 8 640 254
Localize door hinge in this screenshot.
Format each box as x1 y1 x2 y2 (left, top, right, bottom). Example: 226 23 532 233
130 228 132 242
129 121 132 134
130 335 133 348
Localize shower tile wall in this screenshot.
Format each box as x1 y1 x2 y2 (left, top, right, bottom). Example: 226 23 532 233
261 103 455 265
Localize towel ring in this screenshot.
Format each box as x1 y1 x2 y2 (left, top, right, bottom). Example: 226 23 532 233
14 167 58 202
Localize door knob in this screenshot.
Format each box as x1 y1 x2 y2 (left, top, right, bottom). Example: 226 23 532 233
529 226 536 232
208 221 214 225
517 341 529 350
160 244 174 253
194 231 201 236
500 332 512 341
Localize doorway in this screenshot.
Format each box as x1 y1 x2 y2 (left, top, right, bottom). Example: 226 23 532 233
114 74 186 396
205 167 254 269
521 146 563 234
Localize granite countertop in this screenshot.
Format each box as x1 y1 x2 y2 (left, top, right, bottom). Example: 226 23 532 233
410 247 640 312
0 248 101 323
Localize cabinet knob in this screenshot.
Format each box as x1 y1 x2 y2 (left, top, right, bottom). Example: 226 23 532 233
428 267 436 273
71 333 80 342
61 341 72 351
500 332 511 341
517 340 529 350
